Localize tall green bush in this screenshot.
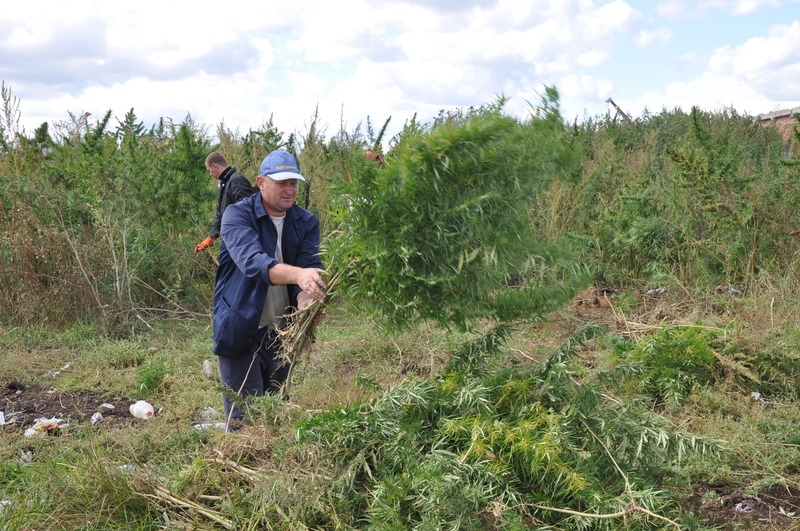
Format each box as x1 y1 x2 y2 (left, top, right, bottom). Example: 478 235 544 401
0 109 217 328
608 326 720 410
553 106 800 287
323 95 589 332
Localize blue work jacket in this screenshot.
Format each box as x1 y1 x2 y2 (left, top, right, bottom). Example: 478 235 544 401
212 193 323 358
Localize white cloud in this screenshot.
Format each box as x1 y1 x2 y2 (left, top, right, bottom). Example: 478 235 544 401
588 0 641 34
653 71 775 113
3 0 798 145
708 21 800 95
4 24 53 50
656 0 781 18
622 19 800 117
636 28 673 47
675 52 704 70
576 51 610 67
250 38 276 70
729 0 782 15
288 71 328 100
558 74 615 102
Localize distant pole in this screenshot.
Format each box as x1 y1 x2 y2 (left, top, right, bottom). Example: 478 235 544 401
606 98 633 123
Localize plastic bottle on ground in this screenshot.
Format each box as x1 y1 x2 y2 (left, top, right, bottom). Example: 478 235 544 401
130 400 155 419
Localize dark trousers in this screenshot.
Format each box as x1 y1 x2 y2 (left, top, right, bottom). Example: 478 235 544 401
217 327 289 430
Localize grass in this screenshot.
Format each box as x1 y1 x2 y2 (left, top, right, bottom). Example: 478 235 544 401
2 289 800 530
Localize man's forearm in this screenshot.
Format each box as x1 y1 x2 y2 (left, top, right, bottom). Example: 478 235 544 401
268 263 327 301
268 263 303 285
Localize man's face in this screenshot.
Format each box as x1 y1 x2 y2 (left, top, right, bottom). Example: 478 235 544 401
207 162 224 179
257 176 300 216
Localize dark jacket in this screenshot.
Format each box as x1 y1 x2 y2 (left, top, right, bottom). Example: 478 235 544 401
209 166 256 239
212 193 323 358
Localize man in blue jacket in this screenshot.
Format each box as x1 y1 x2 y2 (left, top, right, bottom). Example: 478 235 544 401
212 150 326 430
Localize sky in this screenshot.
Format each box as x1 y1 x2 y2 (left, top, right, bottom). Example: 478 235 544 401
2 0 799 147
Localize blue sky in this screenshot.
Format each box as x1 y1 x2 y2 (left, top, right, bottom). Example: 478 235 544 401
1 0 799 147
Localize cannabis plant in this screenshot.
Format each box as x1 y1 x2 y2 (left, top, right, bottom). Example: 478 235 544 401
296 325 724 529
320 95 589 333
607 326 719 411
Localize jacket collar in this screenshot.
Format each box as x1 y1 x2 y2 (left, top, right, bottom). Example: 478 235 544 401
251 191 297 222
219 166 236 182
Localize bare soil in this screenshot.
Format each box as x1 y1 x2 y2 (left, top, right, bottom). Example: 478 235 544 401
677 482 800 530
1 380 136 432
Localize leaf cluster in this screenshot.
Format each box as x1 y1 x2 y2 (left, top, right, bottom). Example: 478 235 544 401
607 326 720 411
324 97 589 332
295 324 724 529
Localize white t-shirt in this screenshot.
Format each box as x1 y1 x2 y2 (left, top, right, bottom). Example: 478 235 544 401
259 215 291 330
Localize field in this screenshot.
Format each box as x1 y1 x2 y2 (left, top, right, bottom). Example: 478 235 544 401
3 281 800 529
2 88 800 528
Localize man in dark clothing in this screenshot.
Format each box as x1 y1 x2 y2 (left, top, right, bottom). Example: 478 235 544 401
194 152 256 254
212 149 326 430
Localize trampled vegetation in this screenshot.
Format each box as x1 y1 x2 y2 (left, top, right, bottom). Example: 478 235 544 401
2 81 800 529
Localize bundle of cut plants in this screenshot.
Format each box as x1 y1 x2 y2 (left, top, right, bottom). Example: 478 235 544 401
278 267 344 373
280 94 589 372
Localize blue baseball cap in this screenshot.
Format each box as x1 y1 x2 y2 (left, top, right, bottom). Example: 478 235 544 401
259 150 306 181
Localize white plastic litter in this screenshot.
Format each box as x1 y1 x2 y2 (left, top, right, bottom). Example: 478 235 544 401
194 422 227 431
203 359 215 379
195 407 221 423
24 417 66 436
0 411 19 426
107 464 136 477
129 400 155 419
715 285 742 296
91 412 103 425
42 362 71 380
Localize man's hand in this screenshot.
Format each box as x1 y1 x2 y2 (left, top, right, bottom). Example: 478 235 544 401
296 291 315 310
295 268 327 302
297 287 327 326
268 264 328 301
194 237 214 254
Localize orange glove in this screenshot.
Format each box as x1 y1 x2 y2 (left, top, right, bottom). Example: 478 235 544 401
194 237 214 254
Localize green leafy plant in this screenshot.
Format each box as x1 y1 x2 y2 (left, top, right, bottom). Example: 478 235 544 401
609 326 719 410
296 324 724 529
321 95 589 333
135 356 168 397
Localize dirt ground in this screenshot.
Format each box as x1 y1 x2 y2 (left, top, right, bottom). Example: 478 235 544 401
677 482 800 530
1 380 137 432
